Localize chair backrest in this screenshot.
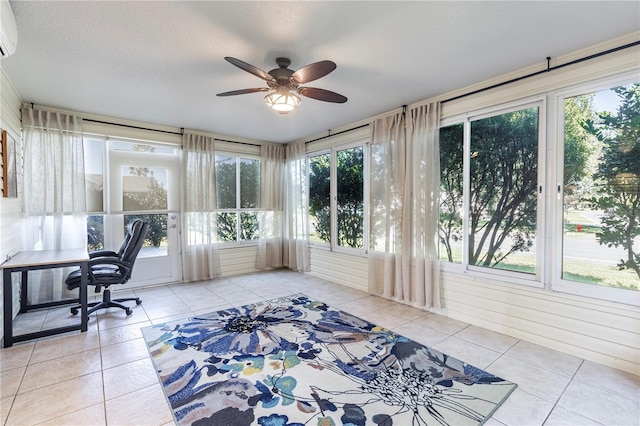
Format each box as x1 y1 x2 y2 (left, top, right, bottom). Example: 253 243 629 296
120 220 150 281
116 230 134 258
114 219 140 257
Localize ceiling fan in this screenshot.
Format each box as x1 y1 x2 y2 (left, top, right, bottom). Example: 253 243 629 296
217 57 347 114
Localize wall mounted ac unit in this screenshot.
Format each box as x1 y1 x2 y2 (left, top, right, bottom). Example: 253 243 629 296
0 0 17 57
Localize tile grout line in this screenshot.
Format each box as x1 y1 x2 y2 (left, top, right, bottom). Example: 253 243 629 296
539 358 588 426
99 319 108 426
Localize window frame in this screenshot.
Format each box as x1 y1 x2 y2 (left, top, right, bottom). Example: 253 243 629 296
306 139 369 256
214 151 261 246
439 97 547 289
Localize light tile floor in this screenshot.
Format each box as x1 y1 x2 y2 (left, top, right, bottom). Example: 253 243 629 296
1 270 638 425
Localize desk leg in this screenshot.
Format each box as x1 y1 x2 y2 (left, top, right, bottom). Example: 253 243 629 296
3 268 13 348
20 270 28 313
80 262 88 332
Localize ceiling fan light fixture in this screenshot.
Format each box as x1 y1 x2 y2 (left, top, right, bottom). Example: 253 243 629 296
264 91 301 114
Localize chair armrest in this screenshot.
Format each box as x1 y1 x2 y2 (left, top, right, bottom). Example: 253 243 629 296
89 250 118 259
89 256 132 275
89 256 120 266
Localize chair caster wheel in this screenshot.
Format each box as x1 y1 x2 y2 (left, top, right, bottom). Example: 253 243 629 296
126 308 133 316
136 300 142 305
71 308 79 315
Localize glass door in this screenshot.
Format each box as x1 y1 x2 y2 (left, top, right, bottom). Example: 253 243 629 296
85 137 181 288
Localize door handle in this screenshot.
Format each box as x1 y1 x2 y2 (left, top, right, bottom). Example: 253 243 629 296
169 224 177 229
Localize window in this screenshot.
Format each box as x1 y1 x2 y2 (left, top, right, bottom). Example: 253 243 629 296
308 153 330 243
84 137 105 251
215 154 260 243
439 104 542 280
560 82 640 293
439 123 463 263
122 166 167 211
337 146 364 249
308 143 366 252
84 137 104 213
440 75 639 303
469 107 539 274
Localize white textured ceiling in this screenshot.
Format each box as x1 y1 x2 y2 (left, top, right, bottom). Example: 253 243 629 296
2 1 639 143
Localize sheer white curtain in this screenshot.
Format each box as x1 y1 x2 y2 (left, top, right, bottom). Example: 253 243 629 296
22 107 87 304
182 132 221 281
257 143 284 269
283 141 310 271
368 103 441 308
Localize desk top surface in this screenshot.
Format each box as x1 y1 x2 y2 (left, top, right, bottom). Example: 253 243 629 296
1 249 89 269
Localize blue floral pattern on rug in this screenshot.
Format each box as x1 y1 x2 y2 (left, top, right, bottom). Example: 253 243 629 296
142 294 516 425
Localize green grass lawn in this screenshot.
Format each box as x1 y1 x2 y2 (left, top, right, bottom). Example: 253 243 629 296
564 225 601 234
439 245 638 291
564 210 599 226
438 210 638 290
561 260 638 289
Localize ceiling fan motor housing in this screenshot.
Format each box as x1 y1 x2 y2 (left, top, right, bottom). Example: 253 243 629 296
268 57 297 90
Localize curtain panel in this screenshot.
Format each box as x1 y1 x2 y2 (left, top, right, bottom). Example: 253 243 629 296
282 141 310 271
21 107 87 304
22 107 86 216
368 103 441 308
257 143 284 269
181 132 221 281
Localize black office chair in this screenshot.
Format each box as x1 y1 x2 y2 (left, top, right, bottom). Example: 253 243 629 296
66 219 149 316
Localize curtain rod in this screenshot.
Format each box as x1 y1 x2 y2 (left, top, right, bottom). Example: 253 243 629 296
214 138 262 147
84 119 261 146
83 118 184 136
443 40 640 104
305 123 370 144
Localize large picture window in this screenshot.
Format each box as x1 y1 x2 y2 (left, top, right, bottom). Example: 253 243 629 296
440 77 639 303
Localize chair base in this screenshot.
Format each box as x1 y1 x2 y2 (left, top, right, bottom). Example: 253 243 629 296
70 288 142 316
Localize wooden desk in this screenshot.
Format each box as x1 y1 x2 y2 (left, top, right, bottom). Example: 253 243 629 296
2 249 89 347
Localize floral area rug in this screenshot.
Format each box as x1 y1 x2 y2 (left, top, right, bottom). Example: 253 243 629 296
142 294 516 426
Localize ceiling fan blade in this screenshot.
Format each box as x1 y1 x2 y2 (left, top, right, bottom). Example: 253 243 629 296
217 88 270 97
298 87 347 103
224 57 275 82
290 60 337 84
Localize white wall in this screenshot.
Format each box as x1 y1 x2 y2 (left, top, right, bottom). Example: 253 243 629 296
308 247 368 292
0 68 24 342
219 246 264 277
0 69 22 259
440 272 639 374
